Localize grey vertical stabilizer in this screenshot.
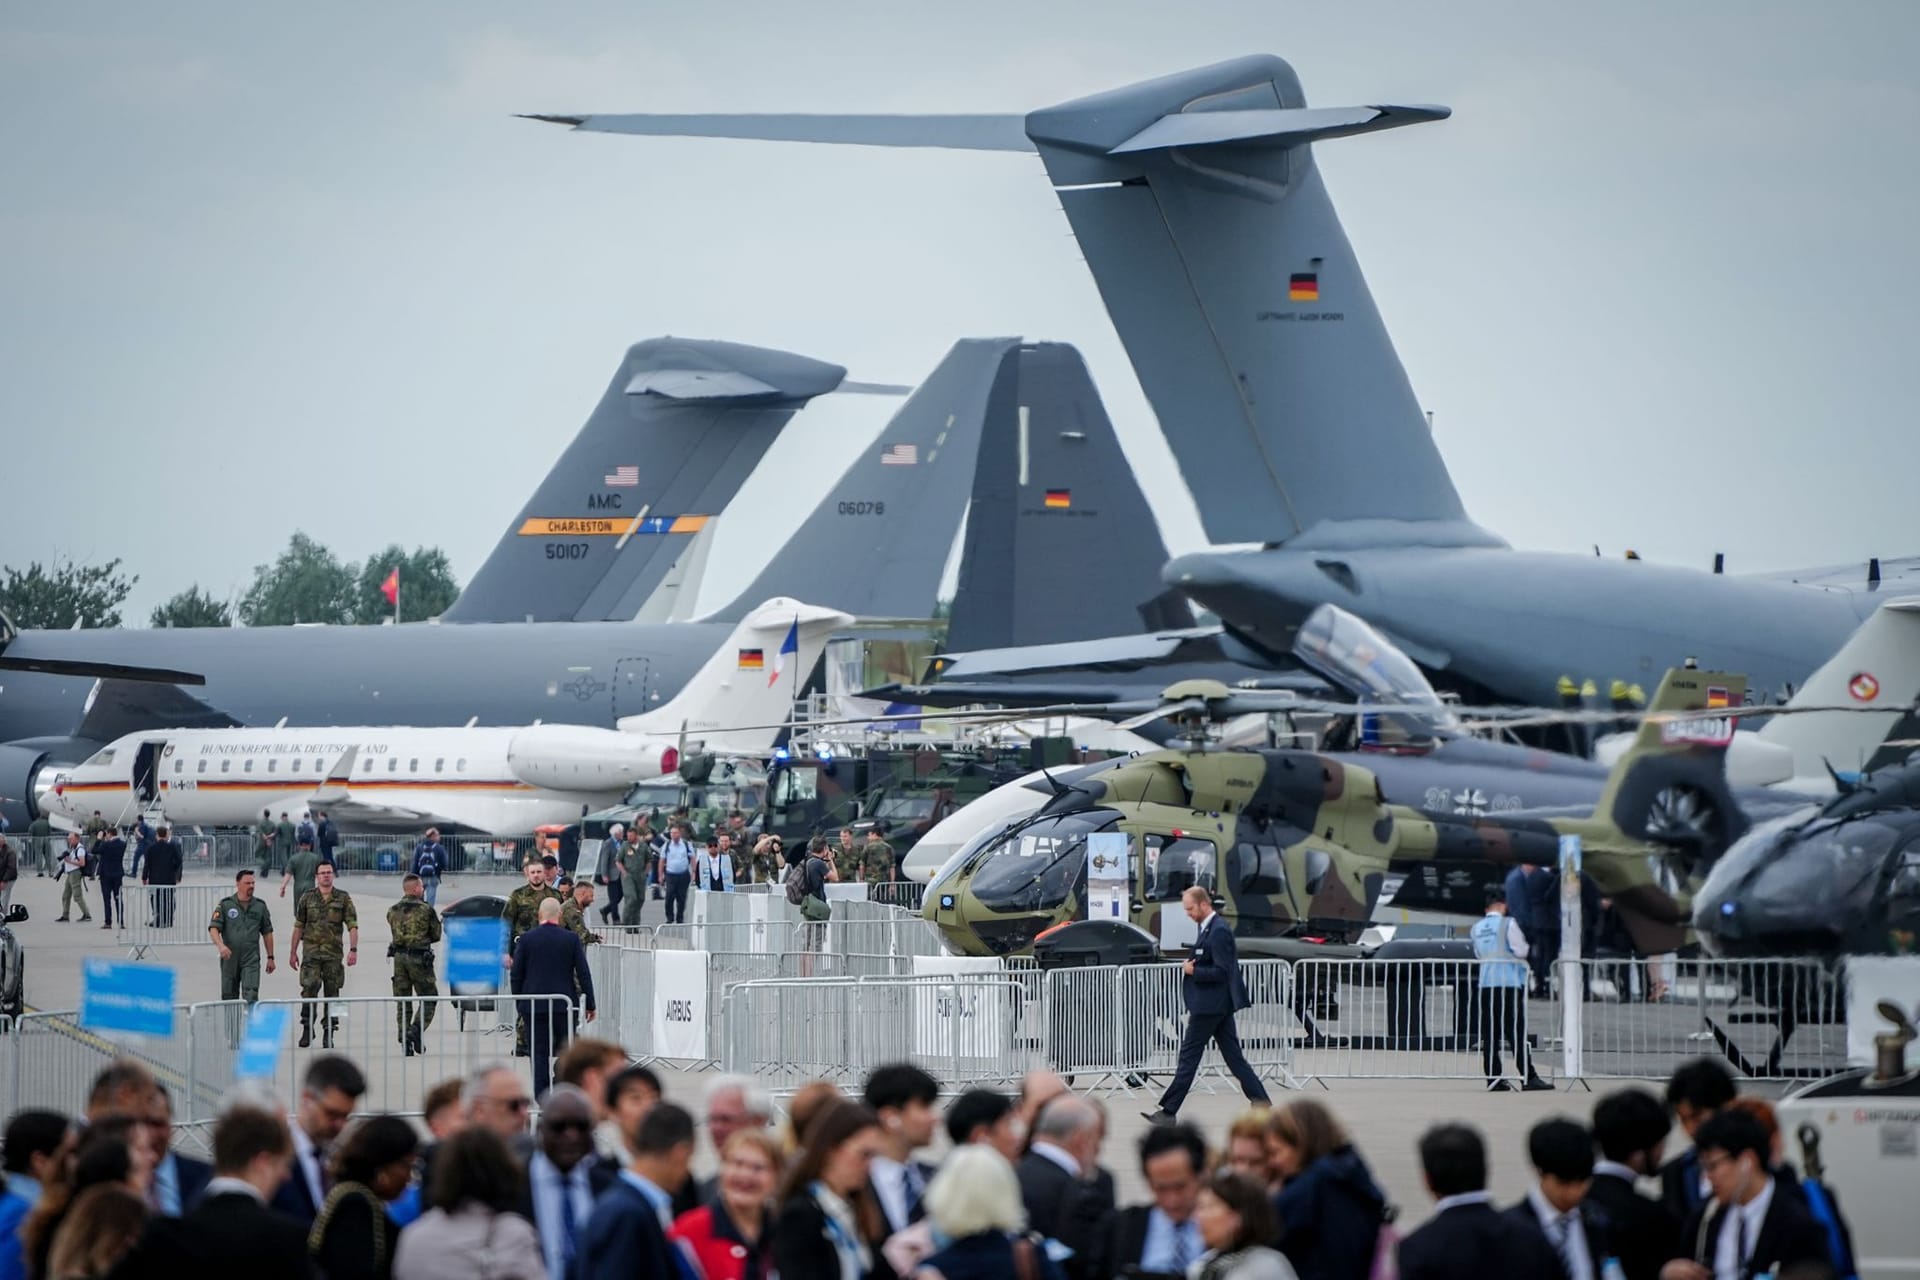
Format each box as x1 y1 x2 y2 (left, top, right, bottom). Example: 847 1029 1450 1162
946 342 1186 651
532 55 1494 549
442 337 849 623
702 338 1019 623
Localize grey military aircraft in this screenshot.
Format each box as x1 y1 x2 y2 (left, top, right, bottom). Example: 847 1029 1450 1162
0 337 1167 827
530 54 1891 708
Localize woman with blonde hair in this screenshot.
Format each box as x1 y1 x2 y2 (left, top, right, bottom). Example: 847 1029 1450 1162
1265 1100 1385 1280
910 1145 1064 1280
45 1183 147 1279
1225 1108 1274 1188
673 1129 784 1280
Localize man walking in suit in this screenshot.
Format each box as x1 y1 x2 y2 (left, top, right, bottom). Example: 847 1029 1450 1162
1398 1123 1561 1280
580 1103 695 1280
1144 885 1270 1123
1505 1117 1612 1280
1660 1110 1831 1280
511 898 597 1099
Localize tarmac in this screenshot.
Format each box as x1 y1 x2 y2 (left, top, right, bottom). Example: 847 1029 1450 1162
2 868 1754 1226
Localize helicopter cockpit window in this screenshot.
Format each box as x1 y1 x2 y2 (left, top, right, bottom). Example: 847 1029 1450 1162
1144 834 1218 902
1887 847 1920 927
1745 816 1900 918
965 809 1119 913
1291 603 1455 745
1304 848 1333 897
1234 842 1287 898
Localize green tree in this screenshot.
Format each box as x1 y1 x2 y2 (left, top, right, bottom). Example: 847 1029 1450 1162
0 558 136 629
237 532 355 626
150 585 233 628
352 545 461 623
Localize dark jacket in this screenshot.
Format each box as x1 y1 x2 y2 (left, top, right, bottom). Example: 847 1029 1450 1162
1659 1149 1707 1224
1015 1152 1111 1280
271 1152 323 1226
1185 913 1251 1015
922 1231 1065 1280
770 1191 897 1280
112 1188 317 1278
1585 1170 1680 1280
516 1153 616 1239
172 1152 214 1213
1273 1146 1386 1280
1396 1200 1560 1280
310 1183 396 1280
510 922 596 1010
93 836 128 881
1676 1182 1832 1279
317 819 339 856
142 840 184 885
580 1176 678 1280
1500 1198 1611 1280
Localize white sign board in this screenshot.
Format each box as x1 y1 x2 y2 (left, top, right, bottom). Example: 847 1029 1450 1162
651 949 710 1060
1558 835 1584 1081
747 891 771 954
1086 831 1130 922
825 882 869 902
910 955 1007 1061
1845 956 1920 1067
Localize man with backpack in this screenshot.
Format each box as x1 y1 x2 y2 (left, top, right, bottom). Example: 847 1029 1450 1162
786 836 837 965
410 827 449 907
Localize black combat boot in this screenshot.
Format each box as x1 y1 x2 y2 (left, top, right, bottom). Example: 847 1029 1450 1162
298 1008 313 1048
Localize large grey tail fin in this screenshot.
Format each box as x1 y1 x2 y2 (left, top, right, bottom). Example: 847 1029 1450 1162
702 338 1017 623
946 342 1186 650
442 337 871 623
530 54 1489 548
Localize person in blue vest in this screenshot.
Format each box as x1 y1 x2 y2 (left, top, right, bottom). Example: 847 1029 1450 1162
1470 888 1552 1092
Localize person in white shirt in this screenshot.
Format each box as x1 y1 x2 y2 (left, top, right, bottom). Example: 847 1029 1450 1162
660 825 697 924
55 832 91 922
1660 1110 1832 1280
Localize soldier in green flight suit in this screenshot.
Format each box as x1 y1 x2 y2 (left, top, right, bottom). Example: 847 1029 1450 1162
289 862 358 1048
209 868 277 1045
618 827 652 926
274 811 297 871
860 826 896 885
502 859 564 1053
255 809 277 875
386 872 442 1056
281 841 323 907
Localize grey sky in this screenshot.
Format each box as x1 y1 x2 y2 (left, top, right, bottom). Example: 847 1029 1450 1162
4 2 1916 625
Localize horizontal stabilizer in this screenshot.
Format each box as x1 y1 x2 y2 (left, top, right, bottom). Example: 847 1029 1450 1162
522 112 1035 152
1109 104 1448 154
74 679 239 743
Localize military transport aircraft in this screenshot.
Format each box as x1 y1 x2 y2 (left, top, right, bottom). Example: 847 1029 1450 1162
44 600 847 837
917 668 1747 960
0 338 1168 829
531 53 1896 708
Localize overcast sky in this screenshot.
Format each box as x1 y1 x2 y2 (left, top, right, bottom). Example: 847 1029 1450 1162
4 2 1916 625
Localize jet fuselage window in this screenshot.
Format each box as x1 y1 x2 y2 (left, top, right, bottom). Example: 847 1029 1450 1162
435 758 444 774
292 759 301 774
361 759 372 773
456 758 466 772
197 760 207 774
389 758 398 774
267 759 276 773
313 759 321 774
409 758 418 773
172 760 182 775
244 759 254 773
221 760 230 774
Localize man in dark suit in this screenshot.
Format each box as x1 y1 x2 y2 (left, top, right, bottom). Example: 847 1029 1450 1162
511 898 597 1100
146 1085 213 1215
1664 1110 1831 1280
1017 1094 1114 1280
580 1103 693 1280
1504 1117 1612 1280
522 1084 617 1280
1659 1058 1737 1225
864 1063 941 1234
113 1103 316 1277
1397 1123 1561 1280
1097 1122 1205 1280
1144 885 1270 1123
1590 1088 1683 1280
269 1054 365 1226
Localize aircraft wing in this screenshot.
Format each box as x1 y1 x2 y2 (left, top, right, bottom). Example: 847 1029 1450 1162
73 679 240 743
1746 556 1920 592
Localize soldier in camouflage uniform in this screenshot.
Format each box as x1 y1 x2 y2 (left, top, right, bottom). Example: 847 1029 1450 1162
860 826 896 884
749 833 782 885
386 872 441 1056
834 827 862 883
503 858 564 1053
289 862 358 1047
562 879 602 946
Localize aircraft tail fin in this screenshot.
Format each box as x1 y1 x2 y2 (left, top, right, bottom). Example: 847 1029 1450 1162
1586 668 1750 856
946 343 1187 650
1760 597 1920 778
702 339 1018 623
618 597 850 754
540 56 1489 547
443 337 856 624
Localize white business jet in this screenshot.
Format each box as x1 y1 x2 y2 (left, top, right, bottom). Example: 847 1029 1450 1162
47 598 848 836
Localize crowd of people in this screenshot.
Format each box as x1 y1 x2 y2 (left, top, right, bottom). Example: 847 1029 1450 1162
0 1042 1859 1280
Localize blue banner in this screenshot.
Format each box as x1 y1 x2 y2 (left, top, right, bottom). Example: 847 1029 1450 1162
236 1004 291 1079
445 917 508 994
80 959 175 1037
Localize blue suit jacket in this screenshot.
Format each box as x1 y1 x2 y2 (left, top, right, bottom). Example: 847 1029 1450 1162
511 922 596 1011
579 1178 676 1280
1184 913 1251 1015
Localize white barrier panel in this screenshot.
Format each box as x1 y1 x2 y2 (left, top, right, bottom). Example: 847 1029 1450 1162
652 950 710 1061
909 957 1012 1062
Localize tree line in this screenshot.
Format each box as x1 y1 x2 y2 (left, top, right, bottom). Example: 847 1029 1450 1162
0 534 462 630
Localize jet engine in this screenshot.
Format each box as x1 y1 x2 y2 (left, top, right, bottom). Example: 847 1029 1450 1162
505 725 678 792
0 738 76 826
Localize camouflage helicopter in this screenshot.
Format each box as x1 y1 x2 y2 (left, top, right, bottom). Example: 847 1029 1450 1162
921 667 1749 959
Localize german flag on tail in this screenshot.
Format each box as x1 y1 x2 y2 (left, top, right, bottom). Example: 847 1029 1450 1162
737 649 765 672
1289 272 1319 302
1044 489 1071 509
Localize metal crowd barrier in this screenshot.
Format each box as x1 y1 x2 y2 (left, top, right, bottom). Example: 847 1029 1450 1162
119 884 234 959
1038 961 1296 1089
867 882 927 912
1557 955 1848 1081
1287 957 1540 1083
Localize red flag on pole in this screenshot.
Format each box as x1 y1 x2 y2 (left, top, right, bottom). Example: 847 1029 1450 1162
380 567 400 607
